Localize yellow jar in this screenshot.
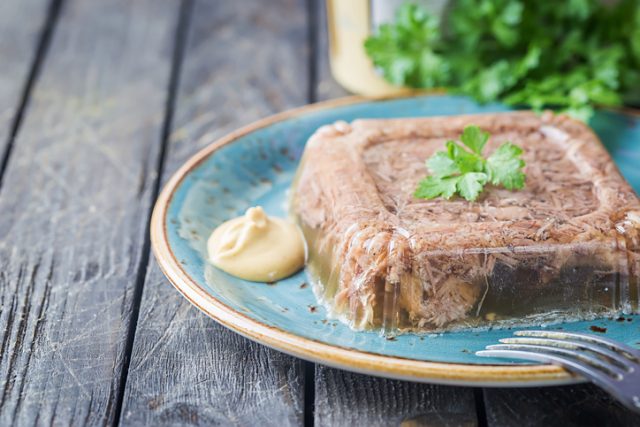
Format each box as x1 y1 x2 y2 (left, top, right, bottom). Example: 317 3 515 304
326 0 447 97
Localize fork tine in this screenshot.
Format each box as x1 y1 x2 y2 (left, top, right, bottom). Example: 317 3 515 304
499 337 634 371
514 330 640 361
485 344 627 378
476 348 621 391
476 350 640 411
477 348 640 413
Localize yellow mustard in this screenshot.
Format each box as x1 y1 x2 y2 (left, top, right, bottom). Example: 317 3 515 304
207 206 306 282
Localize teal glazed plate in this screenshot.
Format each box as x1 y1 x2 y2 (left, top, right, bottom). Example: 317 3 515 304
151 95 640 386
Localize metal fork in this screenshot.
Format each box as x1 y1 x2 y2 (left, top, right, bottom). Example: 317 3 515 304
476 330 640 413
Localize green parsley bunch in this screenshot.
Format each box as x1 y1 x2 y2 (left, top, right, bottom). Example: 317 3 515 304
365 0 640 120
415 125 525 201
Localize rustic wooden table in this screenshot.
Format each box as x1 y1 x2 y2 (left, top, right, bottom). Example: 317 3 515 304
1 0 639 426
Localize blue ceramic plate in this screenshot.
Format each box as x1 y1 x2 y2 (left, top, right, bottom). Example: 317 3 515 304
151 95 640 386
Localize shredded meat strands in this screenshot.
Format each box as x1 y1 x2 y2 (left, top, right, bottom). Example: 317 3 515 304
291 111 640 333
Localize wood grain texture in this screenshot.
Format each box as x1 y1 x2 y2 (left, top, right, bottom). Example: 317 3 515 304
0 0 52 165
0 0 180 425
314 368 477 427
119 0 309 425
310 2 479 426
483 384 640 427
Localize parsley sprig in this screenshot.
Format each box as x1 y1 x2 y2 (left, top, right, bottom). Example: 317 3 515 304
414 125 525 201
365 1 640 120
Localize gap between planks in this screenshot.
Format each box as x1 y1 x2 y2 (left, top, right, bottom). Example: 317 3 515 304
303 0 319 426
110 0 194 426
0 0 63 190
475 388 488 427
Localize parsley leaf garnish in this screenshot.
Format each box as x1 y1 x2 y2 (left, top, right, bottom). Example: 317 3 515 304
414 125 526 201
456 172 488 201
459 125 489 154
485 142 526 190
425 152 459 177
414 175 460 200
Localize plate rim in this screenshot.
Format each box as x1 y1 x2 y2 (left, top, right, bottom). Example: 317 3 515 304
149 94 618 386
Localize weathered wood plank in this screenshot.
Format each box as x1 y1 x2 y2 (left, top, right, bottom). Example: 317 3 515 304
119 0 309 425
483 384 640 427
0 0 53 170
0 0 181 425
314 368 478 427
311 2 478 425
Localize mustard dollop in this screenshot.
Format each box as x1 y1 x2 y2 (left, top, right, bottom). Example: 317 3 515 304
207 206 306 282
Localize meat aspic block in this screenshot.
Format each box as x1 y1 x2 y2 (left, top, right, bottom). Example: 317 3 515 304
291 111 640 334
